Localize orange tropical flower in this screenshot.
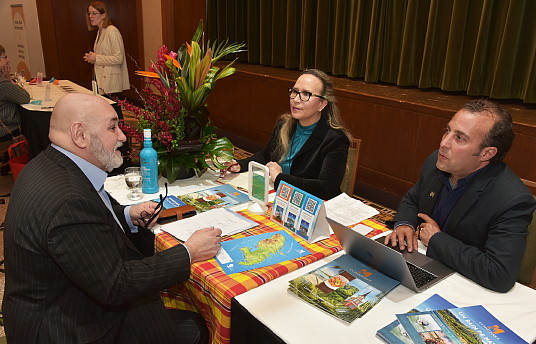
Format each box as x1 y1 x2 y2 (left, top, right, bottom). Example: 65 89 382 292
164 54 182 69
135 70 159 78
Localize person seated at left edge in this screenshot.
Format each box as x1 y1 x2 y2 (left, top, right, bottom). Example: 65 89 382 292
3 93 220 343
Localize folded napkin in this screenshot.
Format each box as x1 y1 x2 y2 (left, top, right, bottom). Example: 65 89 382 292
30 100 42 105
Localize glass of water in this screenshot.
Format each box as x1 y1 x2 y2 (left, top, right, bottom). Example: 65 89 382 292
15 72 26 87
124 167 143 201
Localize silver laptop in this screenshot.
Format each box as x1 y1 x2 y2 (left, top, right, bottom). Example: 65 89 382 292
327 218 454 292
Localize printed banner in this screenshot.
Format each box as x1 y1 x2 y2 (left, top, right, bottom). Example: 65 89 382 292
11 4 31 79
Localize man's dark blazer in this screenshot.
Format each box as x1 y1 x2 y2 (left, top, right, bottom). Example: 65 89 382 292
238 114 349 200
3 146 195 343
391 151 536 292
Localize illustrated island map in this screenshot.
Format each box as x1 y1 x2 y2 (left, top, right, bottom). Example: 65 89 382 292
239 233 286 266
218 230 308 274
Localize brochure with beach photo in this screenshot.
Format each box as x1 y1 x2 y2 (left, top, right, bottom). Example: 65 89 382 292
288 254 399 323
396 305 527 344
376 294 456 344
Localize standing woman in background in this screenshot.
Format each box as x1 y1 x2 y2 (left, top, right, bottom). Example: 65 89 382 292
229 69 351 200
83 1 130 96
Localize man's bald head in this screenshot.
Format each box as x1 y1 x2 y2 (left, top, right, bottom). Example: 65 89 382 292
49 93 126 171
49 93 112 145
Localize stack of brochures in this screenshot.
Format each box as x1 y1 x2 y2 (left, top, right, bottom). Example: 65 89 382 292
376 294 528 344
288 254 400 323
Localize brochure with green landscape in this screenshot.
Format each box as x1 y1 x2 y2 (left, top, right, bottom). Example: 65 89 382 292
376 294 456 344
177 184 249 212
396 305 527 344
288 254 400 323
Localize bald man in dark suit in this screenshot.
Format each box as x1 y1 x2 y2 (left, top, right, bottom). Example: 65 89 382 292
3 93 221 343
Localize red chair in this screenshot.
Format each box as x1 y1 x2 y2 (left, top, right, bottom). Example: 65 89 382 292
8 138 29 181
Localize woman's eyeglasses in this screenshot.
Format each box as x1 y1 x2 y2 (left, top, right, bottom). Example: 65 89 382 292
87 11 102 16
139 183 168 231
288 88 326 102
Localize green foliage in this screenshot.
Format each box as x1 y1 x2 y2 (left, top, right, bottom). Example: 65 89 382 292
135 19 246 182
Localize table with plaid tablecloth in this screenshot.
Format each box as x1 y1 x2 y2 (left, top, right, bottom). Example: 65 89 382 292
155 209 388 344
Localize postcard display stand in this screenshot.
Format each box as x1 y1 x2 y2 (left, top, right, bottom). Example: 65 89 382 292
271 181 330 243
247 161 270 215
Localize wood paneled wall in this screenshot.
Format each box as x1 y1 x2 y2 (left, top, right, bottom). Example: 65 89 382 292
208 63 536 206
36 0 144 97
162 0 206 51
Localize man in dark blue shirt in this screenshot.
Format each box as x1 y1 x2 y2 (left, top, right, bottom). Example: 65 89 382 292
384 99 536 292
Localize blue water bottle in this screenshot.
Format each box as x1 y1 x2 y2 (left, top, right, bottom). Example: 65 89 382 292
140 128 159 194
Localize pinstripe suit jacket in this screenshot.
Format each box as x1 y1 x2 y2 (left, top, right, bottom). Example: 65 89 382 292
4 146 192 343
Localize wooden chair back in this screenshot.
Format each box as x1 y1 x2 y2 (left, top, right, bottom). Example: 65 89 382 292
340 138 361 197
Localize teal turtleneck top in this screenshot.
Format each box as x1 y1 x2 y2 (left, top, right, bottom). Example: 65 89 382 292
280 121 318 174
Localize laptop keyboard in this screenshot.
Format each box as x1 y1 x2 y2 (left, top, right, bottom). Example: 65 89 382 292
407 262 438 288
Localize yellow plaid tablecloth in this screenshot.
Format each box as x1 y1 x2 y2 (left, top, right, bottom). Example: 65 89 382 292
155 210 388 344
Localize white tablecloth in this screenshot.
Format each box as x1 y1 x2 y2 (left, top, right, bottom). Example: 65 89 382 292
235 251 536 343
20 80 114 111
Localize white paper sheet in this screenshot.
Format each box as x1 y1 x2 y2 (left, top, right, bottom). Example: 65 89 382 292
160 208 257 241
324 193 379 226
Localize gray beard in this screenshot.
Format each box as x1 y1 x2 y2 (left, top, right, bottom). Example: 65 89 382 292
89 133 123 172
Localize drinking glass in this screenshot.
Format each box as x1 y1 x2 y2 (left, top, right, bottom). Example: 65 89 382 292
15 72 26 87
124 167 143 201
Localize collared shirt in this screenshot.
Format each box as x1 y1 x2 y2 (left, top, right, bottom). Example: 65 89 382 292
430 164 491 229
51 144 136 232
394 163 492 231
280 121 318 174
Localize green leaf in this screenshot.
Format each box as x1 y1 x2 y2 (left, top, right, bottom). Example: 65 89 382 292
194 51 210 90
192 19 204 43
188 42 202 89
215 64 237 81
154 68 170 89
204 137 235 169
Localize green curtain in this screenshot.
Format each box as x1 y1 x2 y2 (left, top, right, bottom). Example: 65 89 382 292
207 0 536 103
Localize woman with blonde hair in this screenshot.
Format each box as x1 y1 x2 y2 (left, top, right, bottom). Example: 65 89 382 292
83 1 129 96
229 69 351 200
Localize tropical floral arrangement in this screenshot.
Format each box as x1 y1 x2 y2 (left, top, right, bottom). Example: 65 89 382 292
119 20 245 183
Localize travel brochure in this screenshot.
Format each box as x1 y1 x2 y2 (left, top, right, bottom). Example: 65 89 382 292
154 195 187 209
376 294 456 344
177 183 250 212
215 230 310 274
396 305 527 344
377 295 527 344
288 254 400 323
